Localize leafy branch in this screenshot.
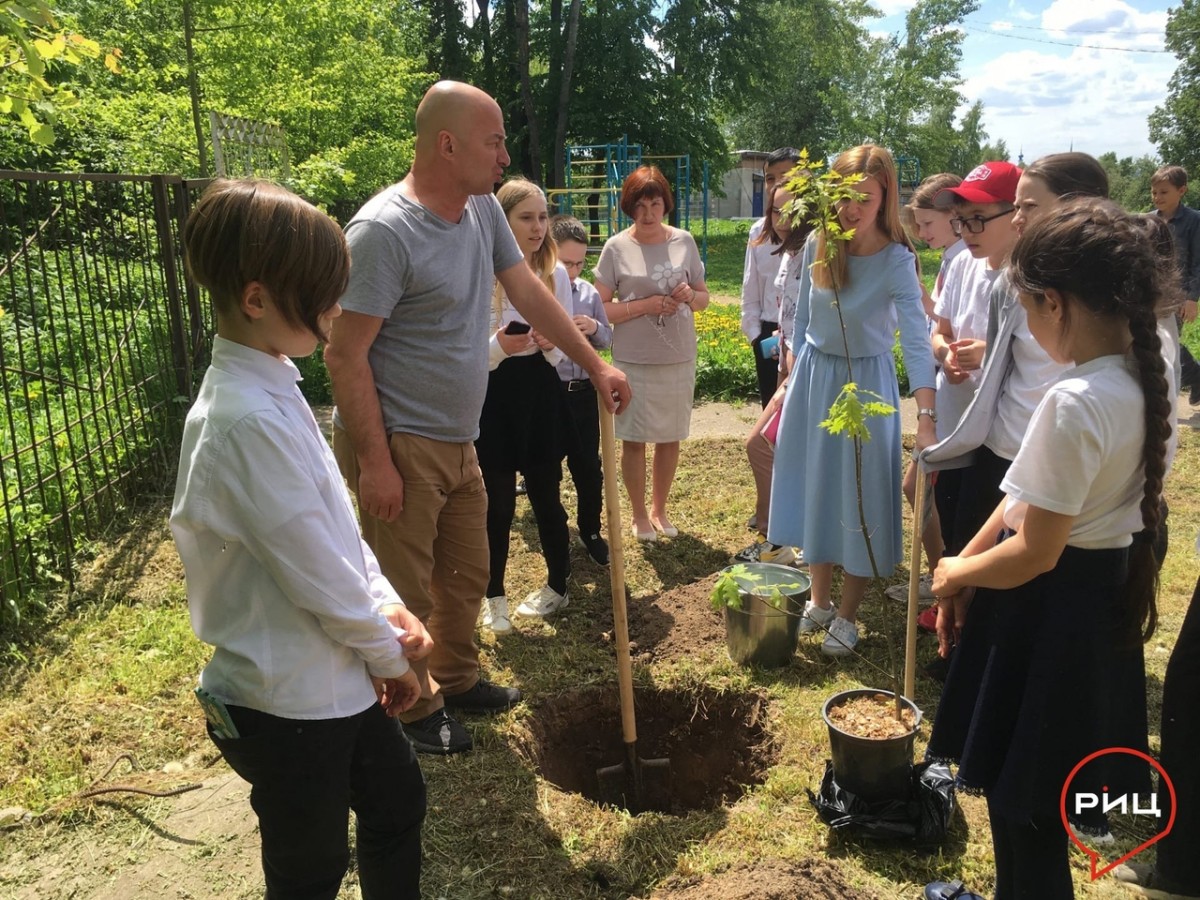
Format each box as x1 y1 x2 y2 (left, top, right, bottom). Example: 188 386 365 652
0 0 120 145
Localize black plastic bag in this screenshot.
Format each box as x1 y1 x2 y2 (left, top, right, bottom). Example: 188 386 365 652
807 760 957 844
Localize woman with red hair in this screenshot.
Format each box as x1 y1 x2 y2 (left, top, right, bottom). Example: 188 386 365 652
595 165 710 540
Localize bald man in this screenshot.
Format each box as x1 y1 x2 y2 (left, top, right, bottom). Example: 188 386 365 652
326 81 630 755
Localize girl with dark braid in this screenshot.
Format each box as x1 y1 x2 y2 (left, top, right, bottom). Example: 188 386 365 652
924 200 1172 900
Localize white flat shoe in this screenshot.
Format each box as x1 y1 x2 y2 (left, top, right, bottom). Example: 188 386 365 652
632 523 656 542
650 517 678 538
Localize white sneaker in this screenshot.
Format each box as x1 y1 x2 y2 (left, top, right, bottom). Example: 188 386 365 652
885 574 936 604
799 599 837 634
822 617 859 657
516 585 569 618
481 596 511 635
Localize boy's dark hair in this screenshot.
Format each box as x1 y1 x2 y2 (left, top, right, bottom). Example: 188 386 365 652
1151 165 1188 188
185 179 349 342
550 214 588 246
1024 152 1109 202
908 173 963 210
1009 198 1170 645
765 147 801 170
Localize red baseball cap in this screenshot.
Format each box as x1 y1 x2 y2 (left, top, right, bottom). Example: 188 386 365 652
934 161 1022 208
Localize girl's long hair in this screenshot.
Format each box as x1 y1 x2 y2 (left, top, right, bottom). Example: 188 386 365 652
813 145 916 290
494 178 556 320
772 187 814 257
1008 199 1171 643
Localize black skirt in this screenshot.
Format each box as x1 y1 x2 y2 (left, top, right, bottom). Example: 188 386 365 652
475 353 568 472
926 544 1150 820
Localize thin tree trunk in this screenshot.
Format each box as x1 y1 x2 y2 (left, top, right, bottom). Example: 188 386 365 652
552 0 582 189
476 0 493 91
515 0 541 182
182 0 207 176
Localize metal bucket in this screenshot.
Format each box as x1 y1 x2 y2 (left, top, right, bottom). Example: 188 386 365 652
720 562 811 668
823 689 923 801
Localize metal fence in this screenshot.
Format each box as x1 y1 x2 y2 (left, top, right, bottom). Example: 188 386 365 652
0 172 211 620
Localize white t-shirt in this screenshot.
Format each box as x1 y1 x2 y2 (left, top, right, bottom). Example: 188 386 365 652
932 252 999 438
931 239 969 308
985 302 1071 459
1001 355 1146 549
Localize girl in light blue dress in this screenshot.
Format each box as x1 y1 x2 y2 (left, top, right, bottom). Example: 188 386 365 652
768 145 937 657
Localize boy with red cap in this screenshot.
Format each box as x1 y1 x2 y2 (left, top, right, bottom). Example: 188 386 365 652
922 162 1022 607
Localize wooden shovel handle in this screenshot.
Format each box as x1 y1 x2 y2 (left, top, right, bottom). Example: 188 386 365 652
903 465 931 700
597 393 638 745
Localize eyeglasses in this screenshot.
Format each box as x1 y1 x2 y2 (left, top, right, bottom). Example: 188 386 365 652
560 258 586 271
950 208 1014 235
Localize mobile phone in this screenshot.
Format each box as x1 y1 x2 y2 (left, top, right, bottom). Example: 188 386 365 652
194 686 240 739
504 320 531 335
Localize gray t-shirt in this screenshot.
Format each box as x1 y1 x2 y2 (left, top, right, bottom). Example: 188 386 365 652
594 227 704 365
336 187 524 442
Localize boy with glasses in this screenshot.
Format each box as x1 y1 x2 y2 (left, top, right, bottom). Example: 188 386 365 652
549 215 613 565
916 162 1022 647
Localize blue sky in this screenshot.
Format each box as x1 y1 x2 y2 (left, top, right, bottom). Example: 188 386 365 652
869 0 1177 163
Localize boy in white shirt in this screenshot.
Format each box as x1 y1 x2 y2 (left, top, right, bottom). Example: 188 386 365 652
171 179 431 899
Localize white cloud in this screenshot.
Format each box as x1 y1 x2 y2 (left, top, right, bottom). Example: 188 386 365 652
869 0 918 16
1040 0 1168 51
992 20 1015 31
961 42 1175 160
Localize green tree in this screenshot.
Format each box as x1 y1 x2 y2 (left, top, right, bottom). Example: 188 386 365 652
51 0 430 216
1149 0 1200 173
1098 152 1158 213
725 0 876 158
858 0 979 160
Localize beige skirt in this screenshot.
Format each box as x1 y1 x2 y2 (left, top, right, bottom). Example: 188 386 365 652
614 358 696 443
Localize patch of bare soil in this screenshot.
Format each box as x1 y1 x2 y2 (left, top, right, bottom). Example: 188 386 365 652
2 771 263 900
595 575 727 664
646 858 881 899
518 684 776 814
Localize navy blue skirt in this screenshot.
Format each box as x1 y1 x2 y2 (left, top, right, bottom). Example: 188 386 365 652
475 353 567 472
926 544 1150 820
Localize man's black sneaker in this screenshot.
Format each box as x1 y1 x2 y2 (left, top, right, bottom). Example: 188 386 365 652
580 533 609 566
442 678 521 714
402 708 472 755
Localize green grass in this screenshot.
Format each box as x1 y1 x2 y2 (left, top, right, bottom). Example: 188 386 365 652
1 427 1196 899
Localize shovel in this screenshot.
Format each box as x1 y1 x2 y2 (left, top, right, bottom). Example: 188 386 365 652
594 394 672 812
903 464 934 700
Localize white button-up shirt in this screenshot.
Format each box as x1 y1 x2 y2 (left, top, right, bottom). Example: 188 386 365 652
171 337 409 720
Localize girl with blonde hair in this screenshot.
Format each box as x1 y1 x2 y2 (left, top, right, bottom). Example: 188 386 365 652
768 145 938 656
476 177 574 632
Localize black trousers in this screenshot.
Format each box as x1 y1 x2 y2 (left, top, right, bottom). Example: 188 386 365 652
1154 574 1200 893
208 702 426 900
988 804 1073 900
751 320 780 408
484 461 570 597
560 380 604 537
